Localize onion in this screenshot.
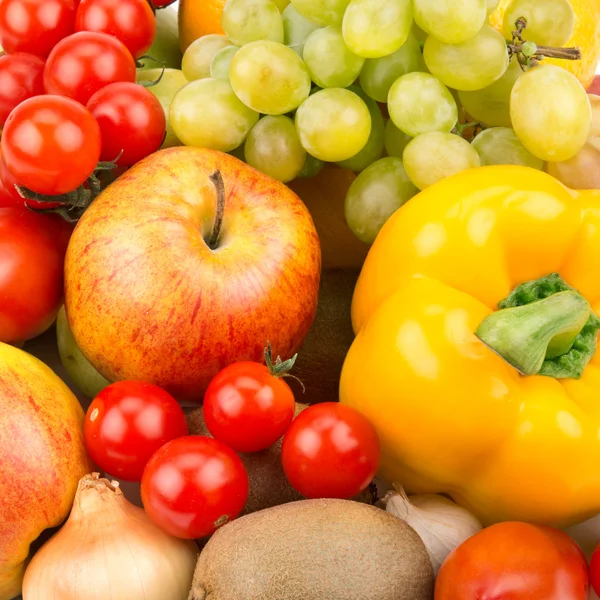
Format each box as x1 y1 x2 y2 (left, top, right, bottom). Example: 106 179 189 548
22 473 198 599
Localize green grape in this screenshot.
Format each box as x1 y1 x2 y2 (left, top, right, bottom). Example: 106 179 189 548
222 0 284 46
337 87 385 171
290 0 351 25
413 0 486 44
244 115 307 182
230 40 311 114
181 34 231 81
303 26 364 88
170 78 259 152
411 22 428 43
510 64 591 162
210 45 239 80
298 153 325 177
502 0 575 47
471 127 544 169
342 0 413 59
282 4 320 56
458 57 522 127
403 132 481 190
272 0 290 10
359 33 424 103
424 26 509 92
345 157 418 243
486 0 500 13
388 72 458 137
295 88 371 161
384 120 412 157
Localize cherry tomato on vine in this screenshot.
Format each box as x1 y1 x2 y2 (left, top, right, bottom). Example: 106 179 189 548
44 31 136 105
75 0 156 59
141 436 249 539
0 0 77 57
84 381 189 482
0 53 45 127
87 82 166 167
203 347 297 453
281 402 380 499
0 208 72 343
1 95 101 195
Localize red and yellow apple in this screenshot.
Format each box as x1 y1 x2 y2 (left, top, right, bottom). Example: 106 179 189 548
0 343 91 600
64 147 322 404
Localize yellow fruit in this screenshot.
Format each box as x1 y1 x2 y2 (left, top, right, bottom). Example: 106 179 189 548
489 0 600 89
178 0 226 53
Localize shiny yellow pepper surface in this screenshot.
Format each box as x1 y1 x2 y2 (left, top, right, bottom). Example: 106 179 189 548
340 165 600 527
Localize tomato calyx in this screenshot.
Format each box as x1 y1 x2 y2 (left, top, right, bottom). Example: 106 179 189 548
213 515 230 530
16 154 123 223
264 341 305 392
508 17 582 70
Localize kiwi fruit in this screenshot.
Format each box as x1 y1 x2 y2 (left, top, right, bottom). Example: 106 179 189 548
188 499 434 600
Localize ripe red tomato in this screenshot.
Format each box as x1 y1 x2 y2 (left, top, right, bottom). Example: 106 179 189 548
1 95 101 196
87 82 166 167
590 544 600 596
75 0 156 59
281 402 380 499
0 53 45 127
0 0 76 57
0 208 72 343
203 357 296 453
84 381 189 482
141 436 249 539
435 522 589 600
44 31 136 105
151 0 177 6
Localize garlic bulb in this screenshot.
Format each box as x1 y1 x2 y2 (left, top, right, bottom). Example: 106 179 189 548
22 473 198 600
385 484 482 575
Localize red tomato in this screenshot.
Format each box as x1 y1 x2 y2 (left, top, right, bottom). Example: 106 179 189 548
590 544 600 596
0 208 72 343
0 53 45 127
0 0 76 57
151 0 177 6
1 95 101 196
84 381 189 482
87 82 166 167
435 522 589 600
75 0 156 59
281 402 380 499
141 436 249 539
44 31 136 105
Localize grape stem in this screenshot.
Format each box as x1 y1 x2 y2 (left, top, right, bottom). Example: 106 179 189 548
453 121 485 140
508 17 582 71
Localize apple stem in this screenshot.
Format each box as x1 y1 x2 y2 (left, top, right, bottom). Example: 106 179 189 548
207 170 226 250
264 342 306 392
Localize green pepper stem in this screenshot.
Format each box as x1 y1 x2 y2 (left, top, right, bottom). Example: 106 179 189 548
475 291 591 376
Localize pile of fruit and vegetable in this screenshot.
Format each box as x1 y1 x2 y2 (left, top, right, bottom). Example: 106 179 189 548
2 0 600 597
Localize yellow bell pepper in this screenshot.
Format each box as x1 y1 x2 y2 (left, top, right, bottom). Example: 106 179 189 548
340 165 600 527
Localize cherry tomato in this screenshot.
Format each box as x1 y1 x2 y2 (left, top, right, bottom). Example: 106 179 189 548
141 436 249 539
0 53 45 127
203 356 296 453
84 381 189 482
435 522 589 600
75 0 156 59
0 208 72 343
590 544 600 596
150 0 177 7
44 31 136 105
1 95 101 196
0 0 76 57
281 402 380 499
87 82 166 167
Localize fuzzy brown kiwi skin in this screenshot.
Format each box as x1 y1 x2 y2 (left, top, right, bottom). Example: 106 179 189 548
187 499 435 600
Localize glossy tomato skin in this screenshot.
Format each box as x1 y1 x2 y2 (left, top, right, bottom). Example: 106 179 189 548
84 381 189 482
141 436 249 539
87 82 166 167
0 53 45 127
589 544 600 596
0 208 72 343
203 361 296 453
1 95 101 195
435 522 589 600
75 0 156 59
281 402 380 499
0 0 76 57
44 31 136 105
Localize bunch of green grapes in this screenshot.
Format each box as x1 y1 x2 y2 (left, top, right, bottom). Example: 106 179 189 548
169 0 592 246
